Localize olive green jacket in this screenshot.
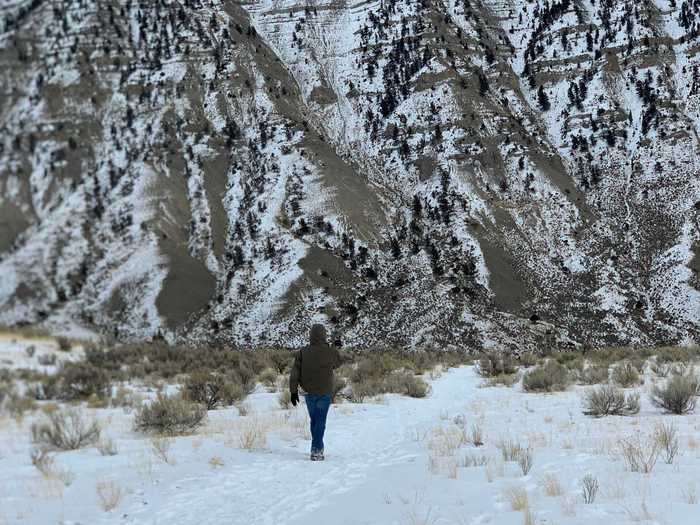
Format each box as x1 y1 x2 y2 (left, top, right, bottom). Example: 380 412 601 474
289 326 341 396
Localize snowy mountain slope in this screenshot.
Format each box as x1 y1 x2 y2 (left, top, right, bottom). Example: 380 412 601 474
0 0 699 349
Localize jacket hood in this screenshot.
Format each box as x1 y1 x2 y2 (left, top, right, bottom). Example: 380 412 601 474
309 324 328 346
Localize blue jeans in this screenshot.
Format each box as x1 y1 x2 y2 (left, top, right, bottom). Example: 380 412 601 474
305 394 331 453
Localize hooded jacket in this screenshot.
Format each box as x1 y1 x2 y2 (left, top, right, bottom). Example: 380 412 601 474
289 324 341 396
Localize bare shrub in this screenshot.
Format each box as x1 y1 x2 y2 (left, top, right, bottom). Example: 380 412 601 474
497 437 523 462
485 372 520 387
653 421 679 464
460 453 490 468
55 362 110 400
583 385 640 417
469 422 484 447
580 474 599 503
394 373 430 398
184 371 245 409
540 473 563 497
611 362 642 387
150 436 173 464
626 392 641 414
258 368 278 391
523 507 535 525
31 408 101 450
650 373 699 414
97 437 118 456
30 447 55 477
476 353 517 378
349 370 429 401
238 419 267 450
235 401 249 416
617 433 660 473
522 361 569 392
30 447 75 485
425 427 462 458
278 390 292 409
0 381 13 407
580 364 609 385
503 485 529 511
517 447 534 476
6 393 38 418
96 480 124 512
134 394 206 436
681 483 698 505
402 507 438 525
655 346 695 365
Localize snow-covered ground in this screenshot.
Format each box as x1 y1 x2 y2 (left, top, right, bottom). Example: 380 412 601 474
1 339 700 524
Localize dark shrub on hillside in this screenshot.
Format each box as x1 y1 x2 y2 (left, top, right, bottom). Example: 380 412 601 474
134 394 207 436
650 374 700 414
522 361 570 392
56 336 73 352
56 362 110 400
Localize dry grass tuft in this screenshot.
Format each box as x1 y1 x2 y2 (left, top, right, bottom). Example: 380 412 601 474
238 419 268 450
97 436 118 456
653 421 679 464
517 447 534 476
580 473 599 503
540 472 563 497
31 408 101 450
617 433 660 473
96 480 124 512
503 485 529 511
209 456 225 468
150 436 174 464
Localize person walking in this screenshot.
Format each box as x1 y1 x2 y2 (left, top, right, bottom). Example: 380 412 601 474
289 324 341 461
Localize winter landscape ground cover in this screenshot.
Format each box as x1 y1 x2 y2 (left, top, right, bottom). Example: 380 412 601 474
1 333 700 524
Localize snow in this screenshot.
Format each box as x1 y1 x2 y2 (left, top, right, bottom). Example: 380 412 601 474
3 339 700 524
0 333 82 373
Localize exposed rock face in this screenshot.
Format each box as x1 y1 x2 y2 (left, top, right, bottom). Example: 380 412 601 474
1 0 699 349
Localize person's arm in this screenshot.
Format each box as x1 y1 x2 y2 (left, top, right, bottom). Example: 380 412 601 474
289 350 302 393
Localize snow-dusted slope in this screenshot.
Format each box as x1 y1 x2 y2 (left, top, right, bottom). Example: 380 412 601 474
0 0 699 348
